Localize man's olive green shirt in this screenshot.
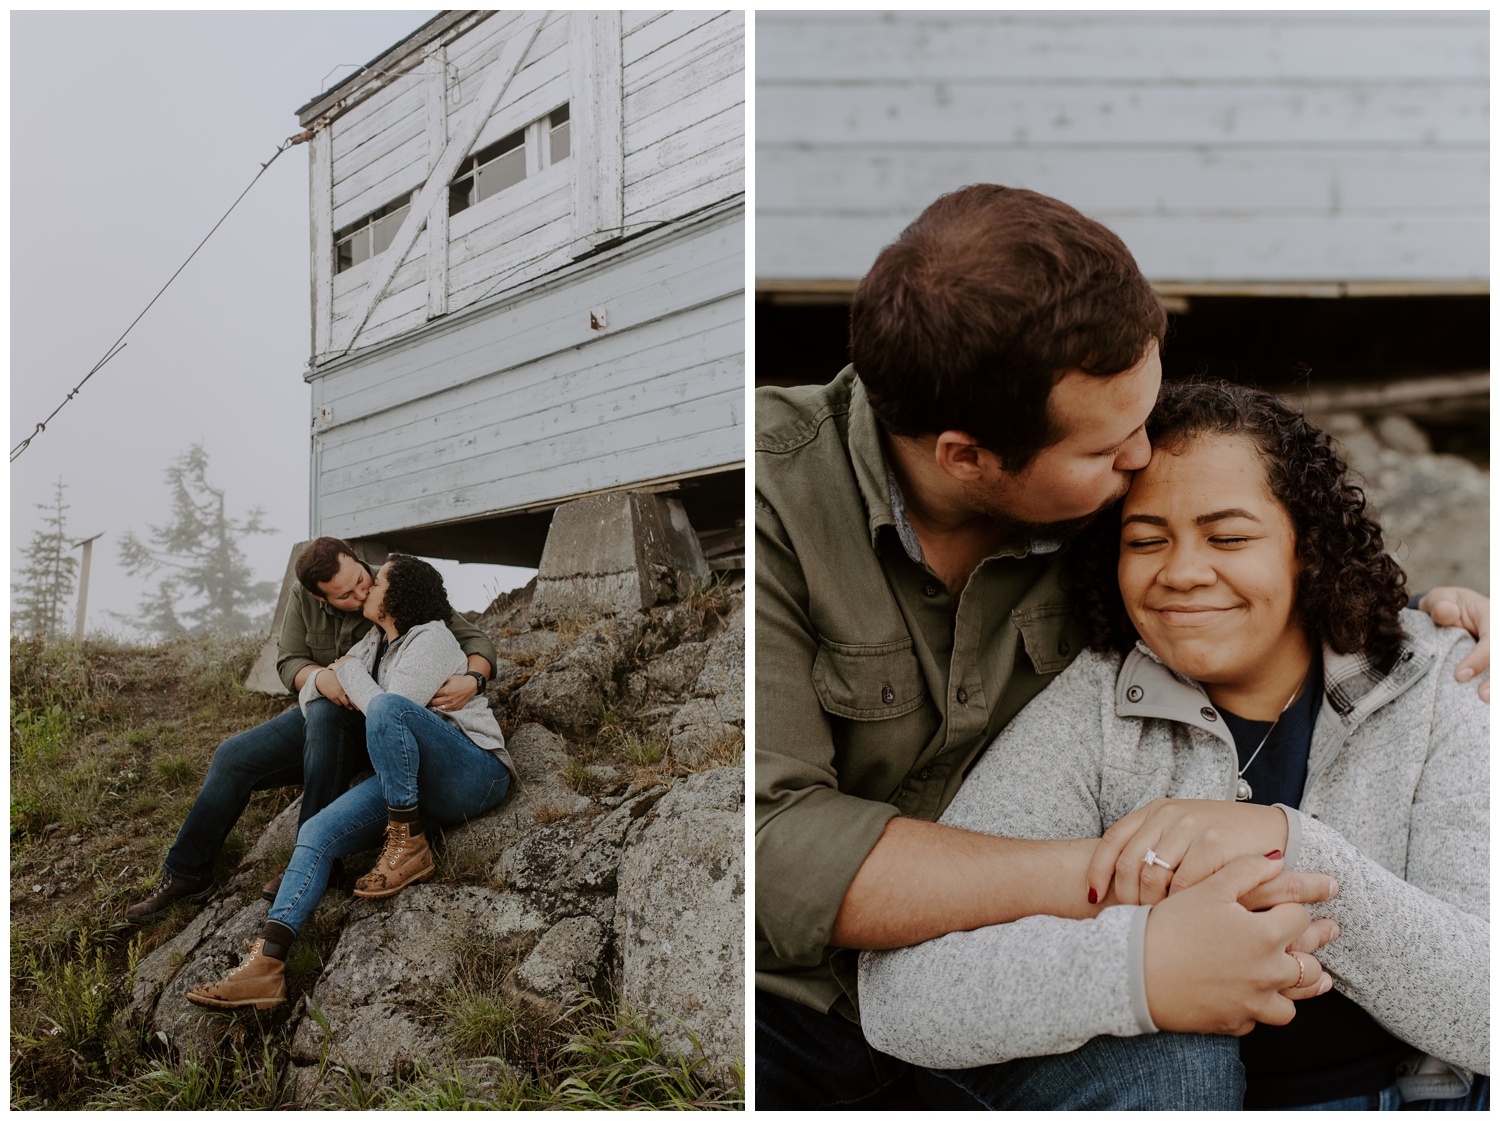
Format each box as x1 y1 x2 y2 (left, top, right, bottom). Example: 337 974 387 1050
275 561 498 693
755 368 1085 1017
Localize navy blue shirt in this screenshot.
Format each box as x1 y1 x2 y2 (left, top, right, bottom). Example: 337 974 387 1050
1217 661 1411 1108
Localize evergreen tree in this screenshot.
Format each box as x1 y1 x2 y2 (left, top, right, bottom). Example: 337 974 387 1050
12 480 80 637
117 444 277 638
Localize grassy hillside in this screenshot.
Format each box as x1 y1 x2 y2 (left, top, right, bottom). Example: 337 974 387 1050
9 632 741 1109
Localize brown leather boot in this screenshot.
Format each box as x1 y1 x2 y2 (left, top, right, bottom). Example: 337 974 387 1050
352 819 433 899
126 871 213 924
261 872 283 903
184 939 286 1010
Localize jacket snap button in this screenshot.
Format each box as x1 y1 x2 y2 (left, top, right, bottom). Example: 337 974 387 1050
1058 640 1070 655
956 687 968 705
1200 706 1218 721
1126 685 1143 703
881 685 895 705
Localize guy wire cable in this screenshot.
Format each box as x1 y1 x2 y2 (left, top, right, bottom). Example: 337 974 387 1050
11 131 314 463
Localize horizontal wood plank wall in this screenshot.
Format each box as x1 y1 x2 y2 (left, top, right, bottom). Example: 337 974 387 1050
311 207 744 539
756 11 1488 284
622 10 745 228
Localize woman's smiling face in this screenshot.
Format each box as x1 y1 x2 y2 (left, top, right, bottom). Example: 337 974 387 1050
1118 432 1311 711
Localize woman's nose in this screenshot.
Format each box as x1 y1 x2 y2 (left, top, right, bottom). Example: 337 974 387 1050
1156 544 1215 589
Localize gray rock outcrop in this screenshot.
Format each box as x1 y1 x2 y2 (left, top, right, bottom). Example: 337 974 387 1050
126 573 745 1102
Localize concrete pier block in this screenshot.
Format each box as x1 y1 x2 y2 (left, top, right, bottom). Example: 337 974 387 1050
529 492 708 625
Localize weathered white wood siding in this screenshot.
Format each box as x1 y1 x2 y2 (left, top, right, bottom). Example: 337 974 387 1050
310 207 743 540
299 11 745 542
757 11 1488 286
314 9 744 359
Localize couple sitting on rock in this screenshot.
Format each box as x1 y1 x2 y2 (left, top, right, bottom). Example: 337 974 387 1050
127 537 515 1010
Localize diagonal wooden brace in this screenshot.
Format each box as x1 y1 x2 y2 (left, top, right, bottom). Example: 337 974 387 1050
333 10 551 356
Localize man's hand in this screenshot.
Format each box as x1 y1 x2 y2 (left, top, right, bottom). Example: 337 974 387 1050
1088 798 1289 905
429 673 480 713
314 667 356 709
1144 854 1338 1035
1419 587 1490 702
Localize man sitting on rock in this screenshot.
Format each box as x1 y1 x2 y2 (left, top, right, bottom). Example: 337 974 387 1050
126 536 498 922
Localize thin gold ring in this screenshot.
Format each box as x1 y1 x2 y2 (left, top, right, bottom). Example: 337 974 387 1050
1287 950 1306 989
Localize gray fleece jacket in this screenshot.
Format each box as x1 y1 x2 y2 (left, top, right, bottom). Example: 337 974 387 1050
858 610 1488 1078
297 619 512 776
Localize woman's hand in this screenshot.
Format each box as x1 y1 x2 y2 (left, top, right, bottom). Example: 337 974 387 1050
1144 854 1338 1035
1088 798 1289 905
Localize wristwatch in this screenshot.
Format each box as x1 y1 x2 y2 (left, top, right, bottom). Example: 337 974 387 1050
464 670 489 693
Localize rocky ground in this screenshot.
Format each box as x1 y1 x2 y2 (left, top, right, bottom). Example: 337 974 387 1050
14 575 744 1107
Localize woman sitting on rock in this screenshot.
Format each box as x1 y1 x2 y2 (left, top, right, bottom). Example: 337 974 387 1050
186 554 514 1010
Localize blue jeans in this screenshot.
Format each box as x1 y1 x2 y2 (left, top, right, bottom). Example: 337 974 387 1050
756 989 1244 1110
1298 1076 1489 1110
164 700 368 881
267 693 512 935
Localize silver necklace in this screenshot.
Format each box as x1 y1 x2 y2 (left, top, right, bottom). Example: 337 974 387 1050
1233 675 1308 803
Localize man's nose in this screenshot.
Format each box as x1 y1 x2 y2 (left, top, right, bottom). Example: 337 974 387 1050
1115 429 1151 473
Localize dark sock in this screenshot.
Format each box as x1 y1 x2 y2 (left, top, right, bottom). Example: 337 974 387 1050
259 919 296 961
389 803 423 834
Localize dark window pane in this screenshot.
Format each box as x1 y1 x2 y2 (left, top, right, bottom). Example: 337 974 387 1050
449 180 472 216
336 236 355 273
475 146 526 201
371 205 409 255
551 102 569 126
551 119 570 164
473 129 525 169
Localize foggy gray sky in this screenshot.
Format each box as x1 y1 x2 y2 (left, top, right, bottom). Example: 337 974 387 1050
11 10 535 633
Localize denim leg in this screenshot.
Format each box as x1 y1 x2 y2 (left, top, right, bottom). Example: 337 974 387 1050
933 1031 1246 1110
1402 1075 1489 1111
296 699 368 832
364 692 512 823
755 989 915 1109
266 776 387 935
164 706 310 881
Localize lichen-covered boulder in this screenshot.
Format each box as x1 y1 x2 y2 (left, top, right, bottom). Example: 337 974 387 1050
616 766 744 1084
289 886 547 1078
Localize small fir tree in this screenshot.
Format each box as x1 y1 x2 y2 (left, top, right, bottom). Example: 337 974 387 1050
117 444 277 638
12 480 80 637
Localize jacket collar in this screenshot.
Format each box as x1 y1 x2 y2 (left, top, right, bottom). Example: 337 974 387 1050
1115 615 1436 736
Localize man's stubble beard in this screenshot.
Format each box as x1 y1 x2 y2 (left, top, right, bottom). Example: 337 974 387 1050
966 473 1131 546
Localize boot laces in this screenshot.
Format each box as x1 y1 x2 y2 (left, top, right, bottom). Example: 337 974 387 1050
380 822 407 870
226 939 263 978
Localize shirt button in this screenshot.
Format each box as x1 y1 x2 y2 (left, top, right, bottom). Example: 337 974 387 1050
918 767 932 781
1058 639 1071 655
1126 685 1144 703
1200 706 1218 722
956 688 968 705
881 685 895 705
923 583 940 598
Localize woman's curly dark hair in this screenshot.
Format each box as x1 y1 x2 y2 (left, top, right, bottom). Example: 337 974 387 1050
1064 379 1408 666
380 554 453 637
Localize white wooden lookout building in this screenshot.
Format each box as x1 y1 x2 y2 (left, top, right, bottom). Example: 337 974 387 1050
294 10 745 568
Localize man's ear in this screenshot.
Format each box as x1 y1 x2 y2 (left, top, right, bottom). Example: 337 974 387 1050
933 430 996 483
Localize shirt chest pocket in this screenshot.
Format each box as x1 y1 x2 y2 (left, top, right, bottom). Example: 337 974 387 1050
813 639 927 720
306 638 338 666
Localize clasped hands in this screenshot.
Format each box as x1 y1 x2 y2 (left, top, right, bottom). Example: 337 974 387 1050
1090 798 1342 1035
313 656 479 712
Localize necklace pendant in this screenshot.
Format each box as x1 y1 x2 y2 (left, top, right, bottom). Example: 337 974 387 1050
1235 777 1253 802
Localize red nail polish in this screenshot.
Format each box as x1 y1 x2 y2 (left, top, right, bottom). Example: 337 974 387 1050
1264 850 1282 860
1088 887 1098 904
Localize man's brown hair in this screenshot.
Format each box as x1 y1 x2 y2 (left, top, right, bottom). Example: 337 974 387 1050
849 184 1167 471
295 536 360 597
